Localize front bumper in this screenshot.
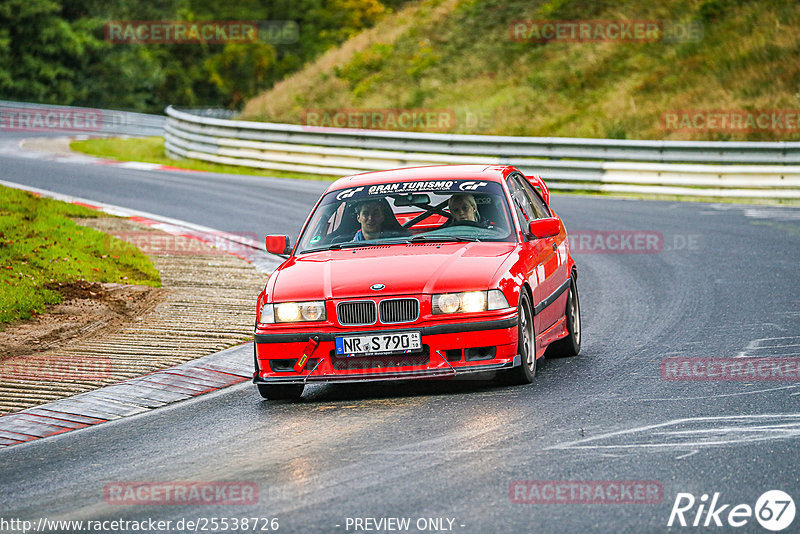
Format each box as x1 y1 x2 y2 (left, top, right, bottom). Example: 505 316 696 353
253 315 518 385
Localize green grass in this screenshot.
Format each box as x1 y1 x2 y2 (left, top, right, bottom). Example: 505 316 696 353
70 137 338 181
0 186 161 325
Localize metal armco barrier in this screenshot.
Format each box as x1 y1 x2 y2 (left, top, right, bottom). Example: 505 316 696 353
1 100 165 137
164 106 800 199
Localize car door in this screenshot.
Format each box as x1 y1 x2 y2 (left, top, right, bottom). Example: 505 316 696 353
506 174 561 336
523 179 570 332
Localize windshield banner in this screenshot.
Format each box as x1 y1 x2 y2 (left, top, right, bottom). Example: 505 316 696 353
334 180 495 201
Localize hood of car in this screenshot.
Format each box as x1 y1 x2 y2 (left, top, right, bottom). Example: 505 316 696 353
270 242 516 302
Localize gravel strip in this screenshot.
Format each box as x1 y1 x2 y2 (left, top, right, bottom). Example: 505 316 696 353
0 216 266 415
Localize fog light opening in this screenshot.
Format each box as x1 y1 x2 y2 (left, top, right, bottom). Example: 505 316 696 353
464 346 496 362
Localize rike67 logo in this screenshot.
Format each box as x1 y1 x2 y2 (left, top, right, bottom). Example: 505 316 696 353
668 490 795 531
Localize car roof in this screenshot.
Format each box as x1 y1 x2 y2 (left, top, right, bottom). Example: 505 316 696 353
327 164 515 191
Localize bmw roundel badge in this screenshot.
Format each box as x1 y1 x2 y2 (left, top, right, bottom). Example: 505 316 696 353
370 283 385 291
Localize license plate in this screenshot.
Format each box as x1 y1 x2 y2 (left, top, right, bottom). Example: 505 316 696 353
335 331 422 356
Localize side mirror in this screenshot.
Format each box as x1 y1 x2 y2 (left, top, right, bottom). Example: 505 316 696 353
525 174 551 206
266 235 291 255
528 217 560 239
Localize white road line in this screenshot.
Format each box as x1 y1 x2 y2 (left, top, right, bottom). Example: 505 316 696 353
638 384 800 401
654 423 800 435
546 414 800 451
736 336 800 357
116 161 162 170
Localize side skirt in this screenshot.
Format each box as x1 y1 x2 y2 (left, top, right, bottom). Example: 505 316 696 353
535 316 568 358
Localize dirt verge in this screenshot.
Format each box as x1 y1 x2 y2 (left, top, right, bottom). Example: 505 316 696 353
0 280 166 360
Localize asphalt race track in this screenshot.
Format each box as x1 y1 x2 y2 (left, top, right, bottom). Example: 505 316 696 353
1 129 799 533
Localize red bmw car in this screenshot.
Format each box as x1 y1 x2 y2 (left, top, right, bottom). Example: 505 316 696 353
254 164 580 399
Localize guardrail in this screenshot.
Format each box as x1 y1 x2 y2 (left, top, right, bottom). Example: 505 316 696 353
1 100 164 137
164 106 800 199
4 101 798 198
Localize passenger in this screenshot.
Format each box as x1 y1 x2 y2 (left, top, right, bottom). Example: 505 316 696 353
448 193 479 223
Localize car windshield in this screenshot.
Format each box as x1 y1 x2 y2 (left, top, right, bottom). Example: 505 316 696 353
296 179 515 254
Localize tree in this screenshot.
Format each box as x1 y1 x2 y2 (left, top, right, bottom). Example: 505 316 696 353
0 0 88 103
204 42 277 108
0 0 408 111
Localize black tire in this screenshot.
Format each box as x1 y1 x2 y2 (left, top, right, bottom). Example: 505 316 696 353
546 275 581 358
501 289 536 385
257 384 304 400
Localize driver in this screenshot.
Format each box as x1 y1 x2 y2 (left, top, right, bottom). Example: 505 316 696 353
352 198 410 241
448 193 479 223
353 199 385 240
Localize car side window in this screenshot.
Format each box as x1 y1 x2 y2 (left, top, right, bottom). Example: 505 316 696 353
512 174 551 219
506 176 537 232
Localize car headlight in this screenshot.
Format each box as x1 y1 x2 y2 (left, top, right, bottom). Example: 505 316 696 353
432 290 508 314
435 293 461 314
260 301 326 323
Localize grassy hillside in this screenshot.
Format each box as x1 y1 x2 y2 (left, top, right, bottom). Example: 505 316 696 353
242 0 800 141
